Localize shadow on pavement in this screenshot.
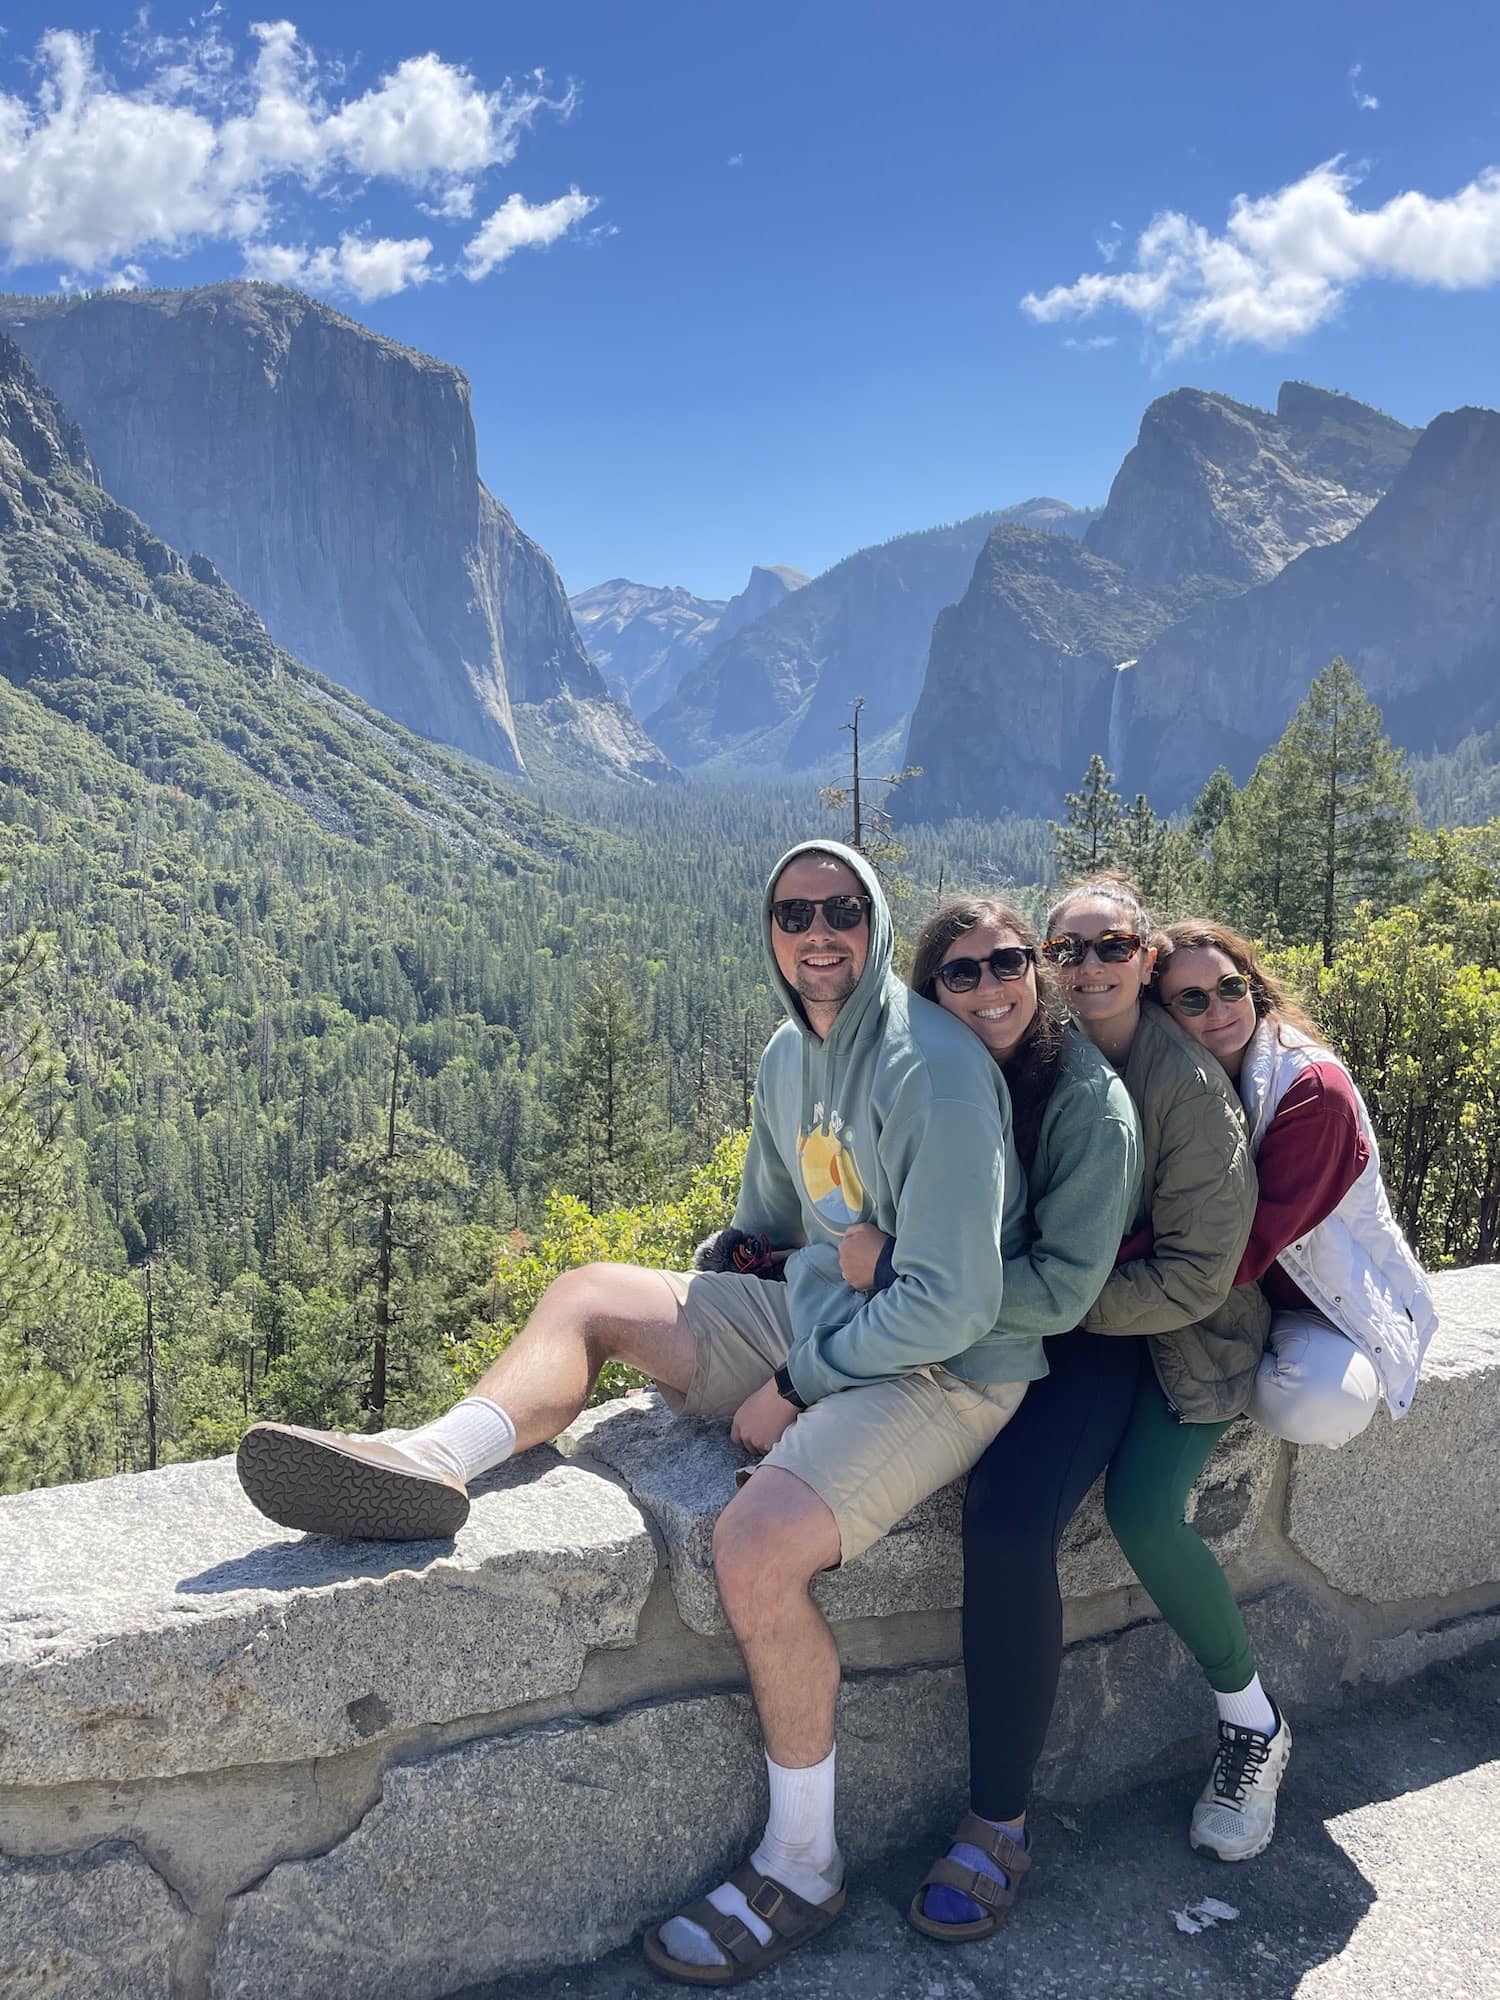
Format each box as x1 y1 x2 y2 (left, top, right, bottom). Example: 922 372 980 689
460 1644 1500 2000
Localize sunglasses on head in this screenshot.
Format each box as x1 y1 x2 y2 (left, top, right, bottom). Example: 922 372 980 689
1040 930 1143 968
771 894 871 934
934 945 1036 993
1166 972 1252 1016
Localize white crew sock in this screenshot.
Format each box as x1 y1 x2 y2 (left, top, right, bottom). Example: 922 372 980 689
657 1748 843 1969
395 1396 517 1485
1215 1673 1277 1736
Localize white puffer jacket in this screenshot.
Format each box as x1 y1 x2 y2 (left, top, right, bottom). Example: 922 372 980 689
1239 1022 1438 1418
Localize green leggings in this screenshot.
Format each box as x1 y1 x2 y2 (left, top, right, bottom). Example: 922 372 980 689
1103 1359 1258 1694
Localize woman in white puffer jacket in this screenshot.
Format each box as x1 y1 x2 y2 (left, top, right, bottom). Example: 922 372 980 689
1153 920 1438 1447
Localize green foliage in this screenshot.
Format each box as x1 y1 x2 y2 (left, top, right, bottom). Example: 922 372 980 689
1269 883 1500 1267
456 1127 749 1404
1214 658 1418 963
544 959 669 1213
1050 753 1124 880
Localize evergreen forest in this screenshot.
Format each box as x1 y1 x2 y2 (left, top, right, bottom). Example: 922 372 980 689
4 640 1499 1493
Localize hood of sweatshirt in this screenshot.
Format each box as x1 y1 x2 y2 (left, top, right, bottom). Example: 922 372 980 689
762 838 895 1051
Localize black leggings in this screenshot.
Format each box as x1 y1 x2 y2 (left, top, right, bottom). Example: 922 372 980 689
962 1329 1144 1820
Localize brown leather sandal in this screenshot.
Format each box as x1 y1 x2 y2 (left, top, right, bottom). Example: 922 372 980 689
907 1812 1031 1942
642 1861 847 1986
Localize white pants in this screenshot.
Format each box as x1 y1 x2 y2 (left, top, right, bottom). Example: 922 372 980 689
1248 1310 1381 1449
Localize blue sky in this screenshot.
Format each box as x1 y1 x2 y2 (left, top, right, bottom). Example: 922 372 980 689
2 1 1499 599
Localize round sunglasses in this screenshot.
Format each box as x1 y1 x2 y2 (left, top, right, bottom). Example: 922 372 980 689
1165 972 1252 1017
934 945 1036 993
1040 930 1143 968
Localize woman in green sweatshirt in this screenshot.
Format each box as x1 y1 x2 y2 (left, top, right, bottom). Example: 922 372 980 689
907 872 1272 1941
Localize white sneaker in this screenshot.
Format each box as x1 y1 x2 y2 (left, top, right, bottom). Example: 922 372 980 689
1189 1705 1292 1861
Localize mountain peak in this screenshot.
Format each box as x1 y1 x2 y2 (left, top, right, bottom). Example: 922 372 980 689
1085 380 1418 589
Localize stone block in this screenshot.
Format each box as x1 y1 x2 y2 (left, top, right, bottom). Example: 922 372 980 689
1286 1268 1500 1603
1362 1612 1500 1686
564 1388 1280 1635
562 1393 967 1635
1058 1417 1281 1598
209 1669 967 2000
1040 1580 1351 1801
0 1447 655 1786
0 1840 187 2000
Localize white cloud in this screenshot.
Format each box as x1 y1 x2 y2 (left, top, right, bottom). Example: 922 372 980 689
1064 334 1117 351
463 188 596 279
418 181 476 220
726 152 744 167
1096 221 1124 264
1021 158 1500 353
0 20 593 299
1348 63 1379 113
243 231 435 301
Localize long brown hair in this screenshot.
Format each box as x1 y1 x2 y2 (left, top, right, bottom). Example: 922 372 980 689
910 896 1068 1175
1152 919 1320 1043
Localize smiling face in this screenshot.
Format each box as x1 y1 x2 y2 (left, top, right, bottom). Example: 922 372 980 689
770 852 869 1029
1050 895 1155 1037
1157 943 1260 1078
933 920 1039 1063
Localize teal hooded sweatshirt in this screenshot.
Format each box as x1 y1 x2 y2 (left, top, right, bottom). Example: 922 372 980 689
732 840 1037 1405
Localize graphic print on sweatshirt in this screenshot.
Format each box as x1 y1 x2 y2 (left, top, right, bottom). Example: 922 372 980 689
797 1103 868 1230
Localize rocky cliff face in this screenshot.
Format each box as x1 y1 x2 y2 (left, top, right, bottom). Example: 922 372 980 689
648 504 1093 772
0 334 585 863
896 384 1436 823
898 527 1175 820
570 564 808 717
1120 406 1500 807
1 283 672 783
1085 383 1418 590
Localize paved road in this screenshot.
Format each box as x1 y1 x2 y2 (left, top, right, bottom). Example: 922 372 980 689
466 1646 1500 2000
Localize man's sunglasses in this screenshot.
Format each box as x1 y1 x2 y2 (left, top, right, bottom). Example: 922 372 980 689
1166 973 1252 1017
934 945 1037 994
771 894 871 934
1040 930 1144 968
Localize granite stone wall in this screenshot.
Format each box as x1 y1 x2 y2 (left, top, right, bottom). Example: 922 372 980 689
3 1266 1498 1999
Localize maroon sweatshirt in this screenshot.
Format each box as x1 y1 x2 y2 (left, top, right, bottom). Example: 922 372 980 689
1233 1061 1369 1312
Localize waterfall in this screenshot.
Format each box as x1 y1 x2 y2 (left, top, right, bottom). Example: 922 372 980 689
1107 659 1137 783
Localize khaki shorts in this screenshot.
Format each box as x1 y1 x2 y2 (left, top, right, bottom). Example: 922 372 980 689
656 1269 1026 1563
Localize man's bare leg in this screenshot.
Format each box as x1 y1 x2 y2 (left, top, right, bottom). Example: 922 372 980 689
464 1262 698 1450
237 1262 698 1539
655 1469 845 1970
713 1469 843 1763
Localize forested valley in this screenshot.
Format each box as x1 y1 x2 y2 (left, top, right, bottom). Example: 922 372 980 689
3 650 1499 1493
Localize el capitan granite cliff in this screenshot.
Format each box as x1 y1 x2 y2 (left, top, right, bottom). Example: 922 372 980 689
1 282 672 784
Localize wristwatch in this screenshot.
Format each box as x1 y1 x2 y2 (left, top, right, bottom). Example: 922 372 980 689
774 1363 808 1411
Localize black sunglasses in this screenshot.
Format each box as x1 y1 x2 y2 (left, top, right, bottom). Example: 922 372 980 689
934 945 1037 994
771 894 871 935
1166 973 1252 1017
1041 930 1144 968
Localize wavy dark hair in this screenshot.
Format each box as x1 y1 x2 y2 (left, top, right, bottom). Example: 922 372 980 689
1152 919 1320 1044
910 896 1068 1176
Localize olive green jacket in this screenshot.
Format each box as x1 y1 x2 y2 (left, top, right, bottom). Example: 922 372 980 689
1083 1002 1270 1422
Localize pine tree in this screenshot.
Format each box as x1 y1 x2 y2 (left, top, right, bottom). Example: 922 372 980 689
1187 767 1239 908
1050 754 1125 881
544 958 670 1215
321 1039 472 1423
1218 659 1418 962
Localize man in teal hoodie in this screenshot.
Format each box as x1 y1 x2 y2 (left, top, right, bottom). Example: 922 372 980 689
236 841 1036 1984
